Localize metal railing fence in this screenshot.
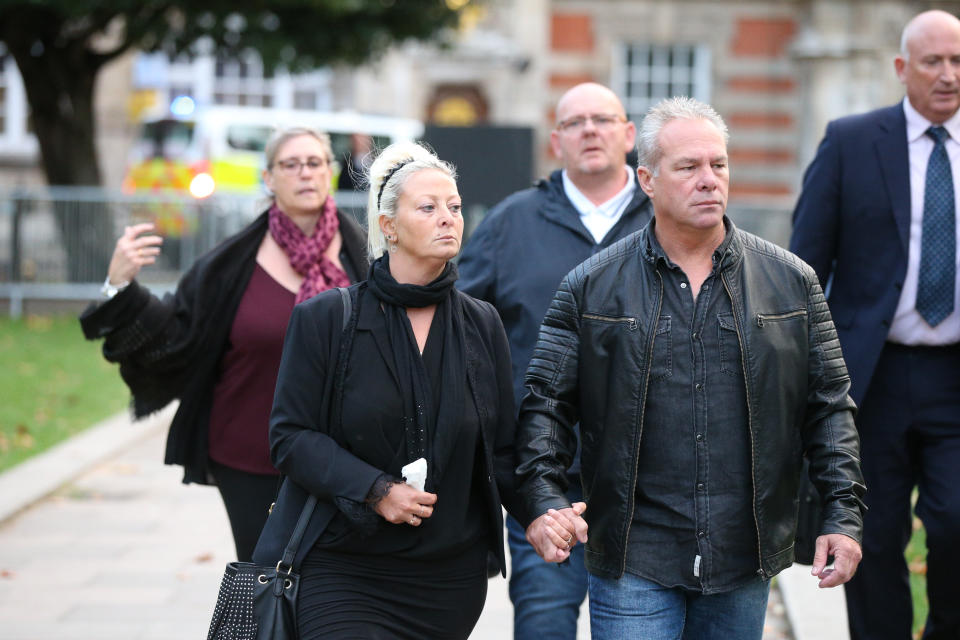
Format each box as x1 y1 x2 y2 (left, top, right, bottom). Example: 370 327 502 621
1 185 792 319
0 187 368 318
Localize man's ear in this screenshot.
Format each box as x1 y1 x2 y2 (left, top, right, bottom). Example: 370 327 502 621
637 166 655 198
894 55 907 84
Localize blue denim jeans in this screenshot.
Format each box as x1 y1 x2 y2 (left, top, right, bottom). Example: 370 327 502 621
507 481 587 640
588 571 770 640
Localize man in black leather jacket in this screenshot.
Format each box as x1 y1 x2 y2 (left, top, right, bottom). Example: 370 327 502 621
516 97 866 639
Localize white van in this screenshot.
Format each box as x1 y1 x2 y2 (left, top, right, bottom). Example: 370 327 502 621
123 105 424 198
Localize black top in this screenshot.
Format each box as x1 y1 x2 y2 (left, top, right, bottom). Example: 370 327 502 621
256 284 525 575
317 312 489 558
626 225 757 593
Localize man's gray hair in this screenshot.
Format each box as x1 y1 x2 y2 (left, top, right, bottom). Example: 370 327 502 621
636 97 729 175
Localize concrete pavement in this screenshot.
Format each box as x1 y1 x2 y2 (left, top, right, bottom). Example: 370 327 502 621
0 408 841 639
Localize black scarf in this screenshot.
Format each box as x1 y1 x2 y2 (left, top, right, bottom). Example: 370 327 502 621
366 254 466 490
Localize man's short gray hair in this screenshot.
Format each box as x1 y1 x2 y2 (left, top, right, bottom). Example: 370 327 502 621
636 97 729 175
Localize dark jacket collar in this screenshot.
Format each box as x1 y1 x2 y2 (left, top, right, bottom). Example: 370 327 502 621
641 215 741 270
538 169 651 242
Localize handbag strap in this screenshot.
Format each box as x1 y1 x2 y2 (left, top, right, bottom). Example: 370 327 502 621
276 286 354 572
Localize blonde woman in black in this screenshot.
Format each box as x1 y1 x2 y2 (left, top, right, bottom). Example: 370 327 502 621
254 142 582 639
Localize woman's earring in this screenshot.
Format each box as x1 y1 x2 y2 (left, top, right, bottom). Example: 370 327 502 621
387 235 398 252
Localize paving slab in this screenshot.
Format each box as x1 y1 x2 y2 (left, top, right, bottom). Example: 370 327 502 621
0 409 805 639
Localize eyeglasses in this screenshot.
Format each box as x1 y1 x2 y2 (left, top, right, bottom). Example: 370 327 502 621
556 113 626 133
273 157 328 175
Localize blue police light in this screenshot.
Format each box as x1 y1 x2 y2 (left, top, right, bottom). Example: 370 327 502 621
170 95 196 117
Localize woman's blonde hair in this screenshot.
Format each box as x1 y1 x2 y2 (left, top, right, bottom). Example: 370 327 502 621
365 141 457 259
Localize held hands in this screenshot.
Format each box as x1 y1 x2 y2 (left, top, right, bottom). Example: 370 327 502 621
107 223 163 285
372 481 437 527
811 533 862 588
525 502 588 563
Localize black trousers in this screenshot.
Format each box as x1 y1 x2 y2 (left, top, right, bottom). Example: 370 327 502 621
208 460 278 562
845 343 960 640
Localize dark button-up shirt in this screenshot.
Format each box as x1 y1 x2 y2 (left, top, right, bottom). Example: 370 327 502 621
625 224 759 593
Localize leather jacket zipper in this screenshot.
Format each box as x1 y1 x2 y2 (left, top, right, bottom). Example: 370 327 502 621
723 273 766 579
756 310 805 328
582 313 638 330
620 270 663 577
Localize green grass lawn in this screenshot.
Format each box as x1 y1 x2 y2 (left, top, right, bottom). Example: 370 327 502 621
0 315 128 473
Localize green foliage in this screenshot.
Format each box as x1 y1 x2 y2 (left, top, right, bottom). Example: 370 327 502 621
0 315 128 473
906 519 928 638
0 1 465 76
0 0 472 186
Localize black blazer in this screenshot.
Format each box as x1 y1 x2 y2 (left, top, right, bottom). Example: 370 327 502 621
253 283 525 575
790 103 911 405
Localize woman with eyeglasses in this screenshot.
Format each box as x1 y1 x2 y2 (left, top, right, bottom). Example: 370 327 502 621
80 126 367 562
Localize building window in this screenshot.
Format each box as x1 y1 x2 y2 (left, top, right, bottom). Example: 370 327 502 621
293 90 317 110
613 43 712 124
213 54 272 107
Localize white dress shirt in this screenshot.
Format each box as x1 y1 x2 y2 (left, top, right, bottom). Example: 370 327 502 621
886 98 960 345
562 166 637 244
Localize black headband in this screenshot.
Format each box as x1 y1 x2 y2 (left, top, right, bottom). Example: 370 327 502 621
377 159 414 210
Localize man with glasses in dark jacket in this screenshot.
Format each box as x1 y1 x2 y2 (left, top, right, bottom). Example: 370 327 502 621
458 82 652 640
516 96 865 639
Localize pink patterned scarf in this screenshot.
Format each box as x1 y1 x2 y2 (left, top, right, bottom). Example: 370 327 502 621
268 197 350 304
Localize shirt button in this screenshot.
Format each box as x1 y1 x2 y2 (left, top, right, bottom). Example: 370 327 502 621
698 531 705 538
695 383 703 391
696 433 704 442
697 483 705 491
692 332 699 340
681 282 688 289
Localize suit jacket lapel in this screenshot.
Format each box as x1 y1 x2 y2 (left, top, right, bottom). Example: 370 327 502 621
875 104 912 254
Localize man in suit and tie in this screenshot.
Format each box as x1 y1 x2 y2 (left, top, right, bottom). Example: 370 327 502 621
791 9 960 639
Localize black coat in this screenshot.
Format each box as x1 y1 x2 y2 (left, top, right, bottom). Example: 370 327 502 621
516 219 865 580
79 209 367 484
253 283 525 575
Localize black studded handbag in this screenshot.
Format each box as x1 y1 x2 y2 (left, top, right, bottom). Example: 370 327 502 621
206 494 317 640
206 287 353 640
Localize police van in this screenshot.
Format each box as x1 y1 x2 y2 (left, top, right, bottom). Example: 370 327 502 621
123 105 424 199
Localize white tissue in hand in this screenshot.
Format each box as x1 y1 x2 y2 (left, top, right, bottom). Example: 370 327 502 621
402 458 427 492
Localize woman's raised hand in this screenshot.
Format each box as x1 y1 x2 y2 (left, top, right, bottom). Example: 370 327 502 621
107 223 164 285
373 481 438 527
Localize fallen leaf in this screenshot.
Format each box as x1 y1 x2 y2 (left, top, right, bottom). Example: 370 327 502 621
195 552 214 564
13 425 34 449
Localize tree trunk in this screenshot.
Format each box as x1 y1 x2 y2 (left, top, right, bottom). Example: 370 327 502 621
5 36 113 281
